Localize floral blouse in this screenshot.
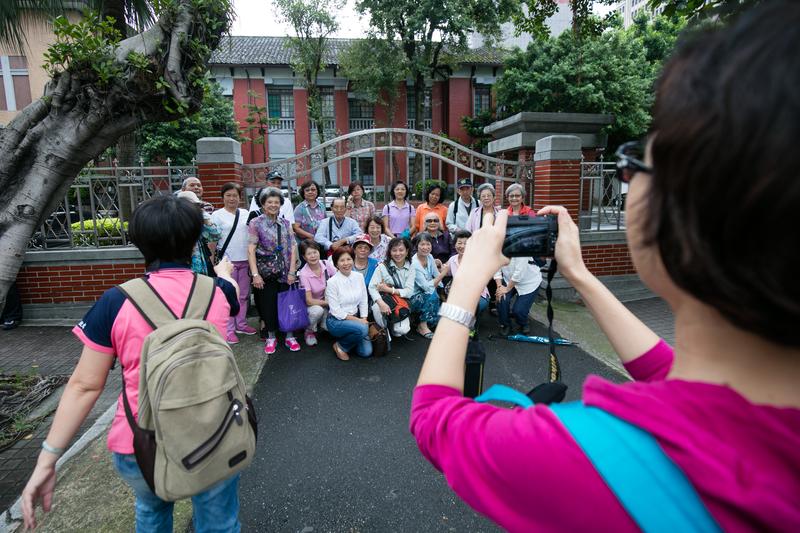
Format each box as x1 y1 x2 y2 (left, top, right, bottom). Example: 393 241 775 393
190 212 221 275
248 214 296 283
368 234 391 261
346 198 376 230
293 200 327 237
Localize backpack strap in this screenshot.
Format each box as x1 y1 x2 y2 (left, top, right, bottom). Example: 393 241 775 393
182 274 217 320
550 402 722 533
118 277 178 329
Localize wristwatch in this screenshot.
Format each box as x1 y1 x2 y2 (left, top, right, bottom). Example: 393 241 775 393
438 303 476 329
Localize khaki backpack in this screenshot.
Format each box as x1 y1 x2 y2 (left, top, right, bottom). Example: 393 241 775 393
118 274 257 501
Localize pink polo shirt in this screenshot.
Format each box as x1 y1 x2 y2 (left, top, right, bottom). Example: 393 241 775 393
73 268 237 454
298 259 336 300
410 340 800 532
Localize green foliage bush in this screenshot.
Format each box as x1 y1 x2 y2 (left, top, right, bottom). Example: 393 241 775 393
413 179 448 198
70 218 129 247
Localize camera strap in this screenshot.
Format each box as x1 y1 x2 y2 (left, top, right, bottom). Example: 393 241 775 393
525 258 567 404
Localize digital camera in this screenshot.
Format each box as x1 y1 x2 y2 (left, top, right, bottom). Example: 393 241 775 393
502 215 558 258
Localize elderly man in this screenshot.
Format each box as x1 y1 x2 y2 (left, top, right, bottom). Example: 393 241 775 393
445 177 478 233
181 176 214 214
248 170 295 224
314 197 360 253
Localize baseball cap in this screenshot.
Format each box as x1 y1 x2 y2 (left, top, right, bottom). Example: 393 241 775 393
176 191 203 204
457 178 473 189
352 234 374 250
266 170 284 181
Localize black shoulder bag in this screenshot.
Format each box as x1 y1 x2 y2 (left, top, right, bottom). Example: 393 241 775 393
214 209 240 264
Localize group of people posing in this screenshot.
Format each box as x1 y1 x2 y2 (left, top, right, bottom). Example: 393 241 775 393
191 172 543 361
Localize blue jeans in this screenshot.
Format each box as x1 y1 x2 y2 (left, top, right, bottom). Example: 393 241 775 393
113 453 241 533
497 288 538 328
477 296 489 316
326 316 372 357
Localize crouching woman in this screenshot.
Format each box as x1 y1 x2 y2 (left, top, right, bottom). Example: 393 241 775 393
325 246 372 361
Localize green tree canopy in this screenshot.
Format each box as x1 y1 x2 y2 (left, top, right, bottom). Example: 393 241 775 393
137 81 239 165
495 13 685 151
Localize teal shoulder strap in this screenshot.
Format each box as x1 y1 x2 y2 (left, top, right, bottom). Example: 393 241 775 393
474 385 721 533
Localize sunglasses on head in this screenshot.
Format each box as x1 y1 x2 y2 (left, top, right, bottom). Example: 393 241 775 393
615 141 653 183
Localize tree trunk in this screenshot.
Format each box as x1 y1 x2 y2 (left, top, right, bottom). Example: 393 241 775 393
0 0 229 310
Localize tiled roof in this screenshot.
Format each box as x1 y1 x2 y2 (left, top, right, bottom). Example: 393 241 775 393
209 36 508 66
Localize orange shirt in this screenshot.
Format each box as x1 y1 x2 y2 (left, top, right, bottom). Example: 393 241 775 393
415 203 448 230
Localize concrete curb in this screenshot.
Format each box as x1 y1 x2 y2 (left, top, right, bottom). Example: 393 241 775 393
0 402 117 533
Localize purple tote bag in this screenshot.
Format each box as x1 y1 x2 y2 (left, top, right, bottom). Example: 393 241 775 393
278 284 310 332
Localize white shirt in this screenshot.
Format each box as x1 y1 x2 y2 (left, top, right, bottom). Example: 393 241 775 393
446 196 477 233
494 257 542 296
210 208 250 262
249 191 295 224
325 271 368 320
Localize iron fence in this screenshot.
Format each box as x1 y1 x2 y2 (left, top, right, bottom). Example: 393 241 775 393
28 159 197 250
579 159 626 231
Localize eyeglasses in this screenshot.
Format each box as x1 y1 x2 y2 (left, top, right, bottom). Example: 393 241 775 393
507 194 522 198
425 219 439 223
615 141 653 183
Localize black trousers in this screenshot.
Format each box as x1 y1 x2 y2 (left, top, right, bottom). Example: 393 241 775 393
253 278 287 334
1 282 22 322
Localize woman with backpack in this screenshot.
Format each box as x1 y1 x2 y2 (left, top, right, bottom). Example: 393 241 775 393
382 181 416 238
368 237 416 334
409 4 800 530
21 195 244 531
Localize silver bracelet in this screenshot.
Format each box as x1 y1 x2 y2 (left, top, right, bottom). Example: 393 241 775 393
438 302 476 330
42 440 65 457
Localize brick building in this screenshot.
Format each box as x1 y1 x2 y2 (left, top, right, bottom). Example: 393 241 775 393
208 36 507 186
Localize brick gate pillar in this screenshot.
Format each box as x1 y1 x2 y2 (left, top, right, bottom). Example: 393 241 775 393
196 137 243 210
532 135 582 224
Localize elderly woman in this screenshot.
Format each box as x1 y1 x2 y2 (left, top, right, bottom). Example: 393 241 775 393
351 234 380 287
505 183 533 216
211 182 257 343
292 181 327 241
368 237 416 332
382 180 416 238
297 239 336 347
411 233 449 338
409 5 800 531
466 183 501 232
345 181 376 229
414 184 448 230
419 213 453 267
248 187 300 355
364 215 390 261
325 246 372 361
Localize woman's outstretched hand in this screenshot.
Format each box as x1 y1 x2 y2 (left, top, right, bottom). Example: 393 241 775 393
536 206 587 282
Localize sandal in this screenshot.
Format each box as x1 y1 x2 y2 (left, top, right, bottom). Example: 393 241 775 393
417 328 434 339
333 342 350 361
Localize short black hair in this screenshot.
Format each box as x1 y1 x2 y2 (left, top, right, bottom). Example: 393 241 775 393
299 180 320 199
425 184 444 204
384 237 411 267
648 1 800 346
332 246 354 268
363 214 384 233
453 230 472 242
348 181 364 196
412 231 433 249
390 180 408 200
220 182 242 198
129 195 201 267
299 239 323 258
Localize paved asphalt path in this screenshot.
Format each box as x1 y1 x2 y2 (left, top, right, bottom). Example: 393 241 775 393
239 317 626 532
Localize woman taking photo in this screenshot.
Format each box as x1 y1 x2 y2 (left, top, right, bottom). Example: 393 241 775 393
297 240 336 347
420 214 453 268
351 234 380 287
345 181 376 229
411 233 449 339
505 183 533 216
292 181 327 242
325 246 372 361
382 180 416 238
364 215 390 261
248 187 300 355
414 184 448 230
368 237 416 331
211 182 257 343
410 5 800 530
466 183 500 232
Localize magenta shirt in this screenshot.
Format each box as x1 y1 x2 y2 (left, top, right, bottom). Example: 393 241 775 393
410 341 800 532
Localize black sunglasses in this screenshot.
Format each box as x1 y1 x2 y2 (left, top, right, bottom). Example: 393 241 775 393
615 141 653 183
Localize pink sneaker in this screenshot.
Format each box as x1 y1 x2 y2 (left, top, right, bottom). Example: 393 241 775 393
264 338 277 355
236 325 258 335
226 332 239 344
304 330 317 346
285 337 301 352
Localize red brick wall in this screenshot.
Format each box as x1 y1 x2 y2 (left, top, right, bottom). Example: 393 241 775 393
334 88 351 185
582 243 636 276
197 163 243 210
234 79 268 165
447 78 472 146
532 159 582 224
18 262 145 304
293 88 311 154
